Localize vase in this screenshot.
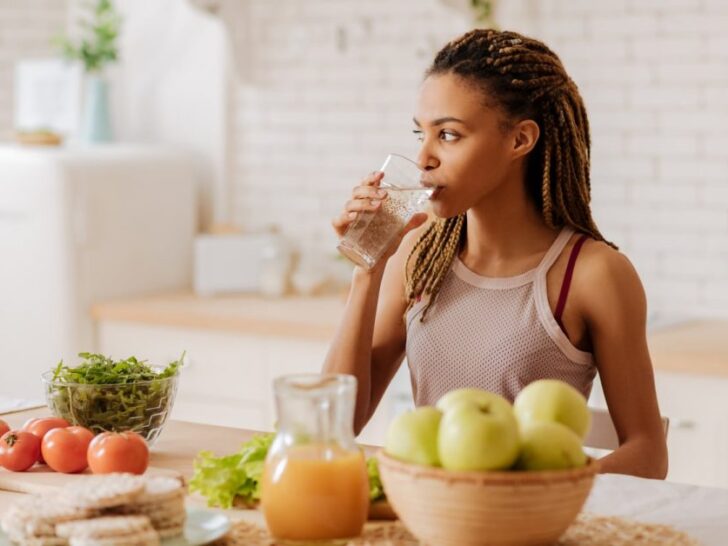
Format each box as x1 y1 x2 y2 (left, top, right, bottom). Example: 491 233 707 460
82 73 112 143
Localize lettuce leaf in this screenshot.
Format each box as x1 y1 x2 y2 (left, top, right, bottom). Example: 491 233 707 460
189 432 387 508
189 433 274 509
367 456 385 502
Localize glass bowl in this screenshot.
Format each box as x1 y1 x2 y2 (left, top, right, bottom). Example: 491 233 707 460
41 370 179 446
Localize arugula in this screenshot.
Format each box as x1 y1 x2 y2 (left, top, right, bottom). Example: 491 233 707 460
45 352 181 436
189 433 387 508
51 352 180 384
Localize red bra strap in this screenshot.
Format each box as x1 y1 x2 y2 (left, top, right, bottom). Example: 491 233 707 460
554 234 589 334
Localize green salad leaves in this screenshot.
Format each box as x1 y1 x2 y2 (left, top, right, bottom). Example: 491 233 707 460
189 433 387 509
50 353 180 384
367 456 385 502
44 352 182 438
189 433 274 509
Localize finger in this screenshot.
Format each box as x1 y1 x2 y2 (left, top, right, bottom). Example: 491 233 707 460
362 171 384 187
345 198 382 213
352 185 387 200
332 211 358 233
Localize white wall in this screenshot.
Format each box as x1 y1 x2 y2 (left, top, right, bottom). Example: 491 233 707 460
0 0 68 140
0 0 229 229
4 0 727 320
498 0 728 320
229 0 728 321
107 0 229 229
229 0 470 257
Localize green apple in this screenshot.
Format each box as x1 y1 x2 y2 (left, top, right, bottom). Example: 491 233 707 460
384 406 442 466
436 388 514 416
437 397 520 471
515 421 587 471
513 379 591 439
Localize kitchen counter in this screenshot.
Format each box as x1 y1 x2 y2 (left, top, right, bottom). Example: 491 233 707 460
91 291 346 341
647 320 728 377
92 292 728 376
2 407 728 545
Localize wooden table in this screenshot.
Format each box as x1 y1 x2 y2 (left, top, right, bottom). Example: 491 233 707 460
0 407 261 522
3 408 728 545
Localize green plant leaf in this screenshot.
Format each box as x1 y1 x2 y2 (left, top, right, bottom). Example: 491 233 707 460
54 0 121 72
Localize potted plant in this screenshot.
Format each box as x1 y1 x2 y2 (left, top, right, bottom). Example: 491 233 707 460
56 0 121 142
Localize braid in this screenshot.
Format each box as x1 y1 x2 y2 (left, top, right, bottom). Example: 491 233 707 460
406 29 613 320
405 215 466 320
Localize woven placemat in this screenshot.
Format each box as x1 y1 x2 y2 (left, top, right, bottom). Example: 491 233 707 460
211 512 701 546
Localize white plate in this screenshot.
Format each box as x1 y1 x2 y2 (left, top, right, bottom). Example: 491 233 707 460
0 508 231 546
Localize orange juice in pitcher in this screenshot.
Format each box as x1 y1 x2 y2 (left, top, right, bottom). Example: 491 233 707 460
261 375 369 545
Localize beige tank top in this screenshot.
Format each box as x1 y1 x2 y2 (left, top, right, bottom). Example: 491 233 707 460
405 227 596 406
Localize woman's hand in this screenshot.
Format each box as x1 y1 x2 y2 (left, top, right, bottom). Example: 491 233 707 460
332 171 428 271
331 171 387 238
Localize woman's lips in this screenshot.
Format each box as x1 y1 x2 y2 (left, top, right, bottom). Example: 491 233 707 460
421 180 444 200
429 186 444 200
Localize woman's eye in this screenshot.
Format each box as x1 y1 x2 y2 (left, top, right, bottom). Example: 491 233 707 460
412 129 424 142
440 130 458 142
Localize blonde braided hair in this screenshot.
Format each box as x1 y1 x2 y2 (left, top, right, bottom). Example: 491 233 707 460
406 29 613 320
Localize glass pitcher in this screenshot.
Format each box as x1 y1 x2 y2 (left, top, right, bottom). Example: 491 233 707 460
261 374 369 545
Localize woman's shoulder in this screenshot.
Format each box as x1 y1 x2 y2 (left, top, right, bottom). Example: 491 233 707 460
577 236 640 281
573 235 647 321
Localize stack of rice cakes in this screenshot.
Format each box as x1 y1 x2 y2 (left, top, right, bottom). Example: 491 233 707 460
0 473 187 545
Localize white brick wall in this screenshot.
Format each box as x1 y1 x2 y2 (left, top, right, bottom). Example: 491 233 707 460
230 0 728 319
5 0 725 320
233 0 728 315
0 0 68 140
230 0 470 255
227 0 728 320
503 0 728 320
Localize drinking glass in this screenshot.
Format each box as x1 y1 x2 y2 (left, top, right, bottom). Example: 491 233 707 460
337 154 432 269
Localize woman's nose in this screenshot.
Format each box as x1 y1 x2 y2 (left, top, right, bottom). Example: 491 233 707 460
416 145 439 171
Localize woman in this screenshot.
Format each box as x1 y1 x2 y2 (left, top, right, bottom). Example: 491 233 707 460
324 29 667 479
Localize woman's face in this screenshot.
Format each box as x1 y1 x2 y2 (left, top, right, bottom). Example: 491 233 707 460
413 72 523 218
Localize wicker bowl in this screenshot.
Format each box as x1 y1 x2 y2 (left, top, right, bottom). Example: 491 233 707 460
376 450 599 546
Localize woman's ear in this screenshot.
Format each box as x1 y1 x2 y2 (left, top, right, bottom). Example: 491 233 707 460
511 119 540 160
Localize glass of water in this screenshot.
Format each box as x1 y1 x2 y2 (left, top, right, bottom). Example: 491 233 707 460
337 154 433 270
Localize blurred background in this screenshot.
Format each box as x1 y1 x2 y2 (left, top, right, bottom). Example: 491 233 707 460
0 0 727 485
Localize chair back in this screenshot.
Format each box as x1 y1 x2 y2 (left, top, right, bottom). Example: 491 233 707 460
584 407 669 451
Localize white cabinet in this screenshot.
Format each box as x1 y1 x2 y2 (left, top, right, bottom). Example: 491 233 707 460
655 372 728 488
95 319 410 446
588 371 728 488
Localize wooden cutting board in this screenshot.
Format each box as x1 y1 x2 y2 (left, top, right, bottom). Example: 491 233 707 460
0 465 182 496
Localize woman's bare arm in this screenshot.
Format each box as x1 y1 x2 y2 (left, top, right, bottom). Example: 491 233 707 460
323 219 428 434
580 248 668 479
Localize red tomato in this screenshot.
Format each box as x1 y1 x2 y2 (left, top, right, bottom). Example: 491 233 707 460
0 430 41 472
41 426 94 473
23 417 70 437
87 431 149 475
23 417 70 463
0 420 9 437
